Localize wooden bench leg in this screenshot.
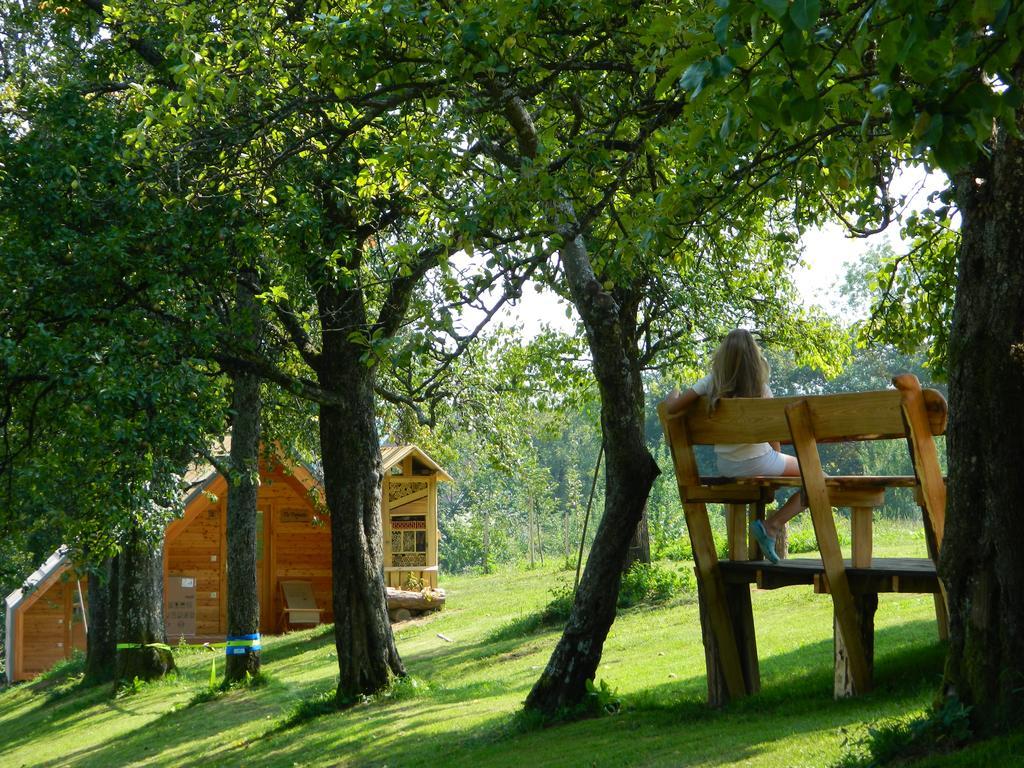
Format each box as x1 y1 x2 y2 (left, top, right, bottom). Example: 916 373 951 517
851 507 873 568
697 578 760 705
835 593 877 697
920 504 950 641
726 503 748 561
686 502 748 706
748 503 766 560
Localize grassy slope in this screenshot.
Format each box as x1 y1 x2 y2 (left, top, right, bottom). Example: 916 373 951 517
0 521 1002 768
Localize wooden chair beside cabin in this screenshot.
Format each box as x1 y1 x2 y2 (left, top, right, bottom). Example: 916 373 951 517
278 580 323 632
657 374 948 706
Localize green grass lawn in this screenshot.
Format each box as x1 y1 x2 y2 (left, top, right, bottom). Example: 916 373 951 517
0 523 1012 768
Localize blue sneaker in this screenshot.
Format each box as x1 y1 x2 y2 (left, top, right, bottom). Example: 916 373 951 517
751 520 781 564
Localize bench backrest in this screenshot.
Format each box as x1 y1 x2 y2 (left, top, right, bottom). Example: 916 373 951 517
657 375 947 499
676 388 946 447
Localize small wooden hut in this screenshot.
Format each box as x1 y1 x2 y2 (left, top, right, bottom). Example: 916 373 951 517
4 444 449 683
380 444 451 590
4 548 87 684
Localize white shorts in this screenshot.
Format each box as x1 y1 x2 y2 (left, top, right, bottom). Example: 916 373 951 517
716 450 788 477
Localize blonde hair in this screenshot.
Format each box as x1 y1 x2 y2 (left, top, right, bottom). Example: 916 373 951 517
707 329 770 414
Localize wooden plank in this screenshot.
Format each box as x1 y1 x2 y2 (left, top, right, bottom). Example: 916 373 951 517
725 583 760 694
62 584 72 662
682 485 767 503
851 508 873 568
786 399 873 695
677 389 946 445
919 503 950 641
726 504 748 561
685 502 747 702
218 502 227 635
427 476 439 588
830 490 885 508
659 404 748 700
895 376 951 642
893 375 947 548
687 484 884 508
704 475 920 488
657 401 701 487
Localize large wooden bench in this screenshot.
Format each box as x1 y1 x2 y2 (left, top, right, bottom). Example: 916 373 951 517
657 374 948 705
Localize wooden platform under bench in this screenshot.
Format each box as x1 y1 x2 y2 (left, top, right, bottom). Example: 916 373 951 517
719 557 941 594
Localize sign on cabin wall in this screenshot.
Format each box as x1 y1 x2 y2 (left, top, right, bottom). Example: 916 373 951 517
280 508 311 525
166 576 196 639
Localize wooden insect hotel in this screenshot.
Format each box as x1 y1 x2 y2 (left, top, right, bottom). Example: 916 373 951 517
4 444 449 683
658 375 948 704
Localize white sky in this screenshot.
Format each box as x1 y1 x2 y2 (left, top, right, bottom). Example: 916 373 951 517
495 165 948 334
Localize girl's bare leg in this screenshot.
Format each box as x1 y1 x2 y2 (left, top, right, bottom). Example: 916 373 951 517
764 454 804 538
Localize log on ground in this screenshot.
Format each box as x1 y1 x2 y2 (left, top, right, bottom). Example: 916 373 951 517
385 587 446 612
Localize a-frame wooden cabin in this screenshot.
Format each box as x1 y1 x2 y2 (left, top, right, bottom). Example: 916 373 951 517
4 444 449 683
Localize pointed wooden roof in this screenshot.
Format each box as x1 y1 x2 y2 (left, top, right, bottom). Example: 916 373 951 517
380 445 452 482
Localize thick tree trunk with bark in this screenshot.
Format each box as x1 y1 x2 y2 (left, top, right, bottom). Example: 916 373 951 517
524 228 660 715
498 95 660 715
115 528 174 683
224 277 263 683
941 113 1024 733
84 556 118 683
317 274 404 705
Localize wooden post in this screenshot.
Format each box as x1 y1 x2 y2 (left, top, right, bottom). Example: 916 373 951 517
835 593 877 698
851 508 873 568
917 492 950 641
786 400 873 696
897 374 950 642
893 375 947 546
698 577 761 705
749 503 765 560
726 504 748 561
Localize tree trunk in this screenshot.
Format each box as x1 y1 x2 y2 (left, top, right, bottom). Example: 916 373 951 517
115 528 174 683
482 507 491 574
524 227 660 715
534 497 545 566
941 111 1024 733
497 94 660 714
224 276 263 683
317 277 404 705
84 556 118 684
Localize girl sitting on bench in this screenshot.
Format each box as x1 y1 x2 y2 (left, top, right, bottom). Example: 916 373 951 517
666 328 805 563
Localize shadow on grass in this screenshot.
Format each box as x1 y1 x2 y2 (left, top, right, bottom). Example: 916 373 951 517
216 620 945 768
3 614 945 768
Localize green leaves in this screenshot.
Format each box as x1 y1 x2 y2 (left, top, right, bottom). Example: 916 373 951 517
679 60 713 97
788 0 820 31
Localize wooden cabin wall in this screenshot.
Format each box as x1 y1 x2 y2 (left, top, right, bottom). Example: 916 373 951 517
14 572 87 682
260 466 333 633
163 466 329 638
164 481 225 641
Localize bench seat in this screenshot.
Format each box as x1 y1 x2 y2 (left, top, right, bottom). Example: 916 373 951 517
699 475 920 487
681 475 928 506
